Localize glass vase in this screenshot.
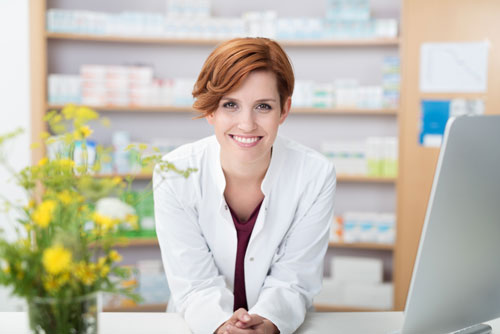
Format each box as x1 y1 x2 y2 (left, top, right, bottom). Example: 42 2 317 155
27 292 99 334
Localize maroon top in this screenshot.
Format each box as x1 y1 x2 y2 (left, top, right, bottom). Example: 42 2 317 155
227 200 263 311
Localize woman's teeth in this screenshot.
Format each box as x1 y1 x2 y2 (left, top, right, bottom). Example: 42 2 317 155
232 135 260 144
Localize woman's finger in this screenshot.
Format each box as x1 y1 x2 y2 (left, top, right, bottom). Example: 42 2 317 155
225 323 255 334
235 314 264 328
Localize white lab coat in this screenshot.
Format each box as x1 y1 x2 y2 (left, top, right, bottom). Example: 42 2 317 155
153 135 336 334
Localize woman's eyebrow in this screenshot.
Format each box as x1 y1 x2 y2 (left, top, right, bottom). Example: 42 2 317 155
221 97 277 102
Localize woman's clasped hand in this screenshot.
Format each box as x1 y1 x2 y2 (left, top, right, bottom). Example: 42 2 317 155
215 308 279 334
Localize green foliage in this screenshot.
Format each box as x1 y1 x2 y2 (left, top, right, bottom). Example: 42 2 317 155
0 104 195 304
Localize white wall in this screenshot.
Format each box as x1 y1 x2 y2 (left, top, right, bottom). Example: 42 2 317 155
0 0 31 311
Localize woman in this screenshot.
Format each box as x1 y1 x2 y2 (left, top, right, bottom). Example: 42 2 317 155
153 37 336 334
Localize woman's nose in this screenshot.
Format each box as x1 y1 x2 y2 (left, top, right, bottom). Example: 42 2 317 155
237 109 257 132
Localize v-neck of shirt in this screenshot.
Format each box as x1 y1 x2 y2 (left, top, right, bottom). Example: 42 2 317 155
227 200 263 232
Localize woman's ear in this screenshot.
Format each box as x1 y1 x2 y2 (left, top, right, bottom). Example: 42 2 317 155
206 112 215 125
279 97 292 125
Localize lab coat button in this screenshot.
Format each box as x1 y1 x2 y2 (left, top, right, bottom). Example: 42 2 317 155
249 257 254 262
224 205 228 210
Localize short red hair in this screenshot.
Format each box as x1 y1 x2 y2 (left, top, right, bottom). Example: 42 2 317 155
192 37 294 117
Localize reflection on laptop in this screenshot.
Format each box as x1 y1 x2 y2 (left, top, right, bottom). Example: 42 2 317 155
397 115 500 334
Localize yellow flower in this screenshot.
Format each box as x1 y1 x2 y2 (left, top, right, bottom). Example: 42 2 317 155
37 157 48 166
30 142 41 150
76 106 99 122
57 190 72 205
74 262 97 286
57 272 70 286
100 265 110 278
92 212 118 231
32 200 57 228
80 125 93 138
1 261 10 275
108 250 122 263
43 275 61 293
42 245 72 275
61 104 77 119
125 214 139 230
97 257 107 267
111 176 123 186
58 158 75 169
41 131 51 140
138 143 148 151
52 114 63 124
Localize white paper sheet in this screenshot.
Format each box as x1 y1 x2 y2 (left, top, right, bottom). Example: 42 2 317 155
420 41 489 93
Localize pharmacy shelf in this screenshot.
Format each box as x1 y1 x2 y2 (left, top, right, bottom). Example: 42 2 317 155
111 237 394 251
46 32 400 47
46 104 398 116
112 238 159 247
94 173 396 183
328 241 394 251
103 303 167 312
336 175 397 183
95 173 153 181
103 303 384 312
313 303 391 312
102 302 387 313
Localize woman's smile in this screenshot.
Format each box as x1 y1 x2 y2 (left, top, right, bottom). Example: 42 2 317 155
229 134 263 147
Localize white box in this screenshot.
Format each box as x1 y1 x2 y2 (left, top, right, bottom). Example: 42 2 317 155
331 256 383 284
315 279 393 310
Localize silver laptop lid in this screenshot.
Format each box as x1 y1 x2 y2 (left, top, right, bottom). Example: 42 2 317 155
402 115 500 334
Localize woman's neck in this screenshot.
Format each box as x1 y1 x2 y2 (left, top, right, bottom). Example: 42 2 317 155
220 151 271 185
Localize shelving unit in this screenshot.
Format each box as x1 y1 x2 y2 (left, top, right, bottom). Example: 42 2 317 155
32 0 401 314
313 304 390 312
103 303 167 313
46 32 400 47
109 237 394 252
96 172 396 184
47 104 398 116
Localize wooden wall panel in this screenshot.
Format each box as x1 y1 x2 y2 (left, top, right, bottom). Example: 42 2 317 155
395 0 500 310
29 0 47 164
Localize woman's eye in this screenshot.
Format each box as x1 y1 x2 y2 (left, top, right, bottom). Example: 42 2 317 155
256 103 272 111
222 101 237 109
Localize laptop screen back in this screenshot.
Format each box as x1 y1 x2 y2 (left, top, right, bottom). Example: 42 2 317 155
402 115 500 334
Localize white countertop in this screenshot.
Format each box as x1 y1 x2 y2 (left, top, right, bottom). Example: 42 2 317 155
1 311 499 334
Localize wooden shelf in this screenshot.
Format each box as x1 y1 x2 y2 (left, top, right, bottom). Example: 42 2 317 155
103 303 167 312
46 104 398 116
314 303 391 312
112 238 159 247
93 173 395 183
292 107 398 115
47 104 195 113
336 175 397 183
108 238 393 251
46 32 400 47
95 173 153 180
328 241 394 251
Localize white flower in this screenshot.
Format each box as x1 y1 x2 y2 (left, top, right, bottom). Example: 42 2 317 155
95 197 135 221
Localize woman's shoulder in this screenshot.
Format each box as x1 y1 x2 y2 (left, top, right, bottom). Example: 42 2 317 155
278 136 334 173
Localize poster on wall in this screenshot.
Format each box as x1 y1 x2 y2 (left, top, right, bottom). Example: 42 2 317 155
419 99 484 147
420 41 489 93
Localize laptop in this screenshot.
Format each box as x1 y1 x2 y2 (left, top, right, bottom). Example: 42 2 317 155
397 115 500 334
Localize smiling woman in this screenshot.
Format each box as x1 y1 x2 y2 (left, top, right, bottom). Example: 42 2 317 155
153 37 336 334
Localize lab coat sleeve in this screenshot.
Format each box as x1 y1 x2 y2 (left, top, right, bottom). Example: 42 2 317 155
248 164 336 334
153 170 233 334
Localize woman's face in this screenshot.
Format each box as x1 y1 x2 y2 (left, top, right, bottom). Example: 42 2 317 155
206 70 291 165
